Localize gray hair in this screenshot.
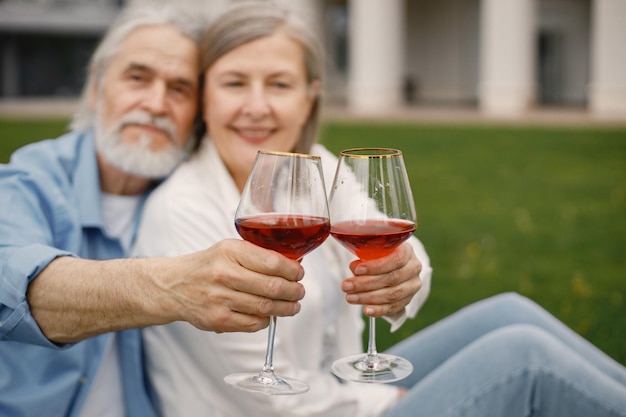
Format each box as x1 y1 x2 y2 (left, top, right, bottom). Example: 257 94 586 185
70 3 205 132
200 1 324 154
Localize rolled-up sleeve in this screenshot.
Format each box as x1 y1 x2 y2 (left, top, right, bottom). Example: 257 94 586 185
383 235 433 332
0 244 73 346
0 166 76 347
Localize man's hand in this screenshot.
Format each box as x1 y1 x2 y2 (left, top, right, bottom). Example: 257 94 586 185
149 239 305 333
28 239 305 343
340 242 422 317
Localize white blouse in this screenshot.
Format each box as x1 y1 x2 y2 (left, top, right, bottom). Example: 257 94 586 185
132 139 432 417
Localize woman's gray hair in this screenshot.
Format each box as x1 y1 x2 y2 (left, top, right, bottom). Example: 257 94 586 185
70 2 205 132
200 1 324 154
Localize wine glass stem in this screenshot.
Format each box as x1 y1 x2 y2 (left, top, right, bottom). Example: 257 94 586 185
366 316 379 360
262 315 277 374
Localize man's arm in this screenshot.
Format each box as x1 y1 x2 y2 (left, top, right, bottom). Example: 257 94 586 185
28 239 305 343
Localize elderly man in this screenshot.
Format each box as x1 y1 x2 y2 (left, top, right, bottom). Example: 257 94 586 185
0 4 305 416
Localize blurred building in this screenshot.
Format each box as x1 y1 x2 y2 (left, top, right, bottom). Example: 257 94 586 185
0 0 624 119
0 0 121 98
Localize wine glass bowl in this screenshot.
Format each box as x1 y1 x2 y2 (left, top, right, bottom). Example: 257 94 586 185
225 150 330 395
235 214 330 261
329 219 416 261
328 148 417 383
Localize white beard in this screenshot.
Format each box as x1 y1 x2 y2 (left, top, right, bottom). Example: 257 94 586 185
94 109 188 179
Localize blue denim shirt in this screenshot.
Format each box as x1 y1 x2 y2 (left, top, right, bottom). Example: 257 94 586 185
0 130 157 417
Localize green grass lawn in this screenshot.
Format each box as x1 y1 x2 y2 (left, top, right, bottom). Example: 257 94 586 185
319 122 626 365
0 118 69 160
2 117 625 364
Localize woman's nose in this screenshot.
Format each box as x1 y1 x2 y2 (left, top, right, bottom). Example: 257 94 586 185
242 87 270 119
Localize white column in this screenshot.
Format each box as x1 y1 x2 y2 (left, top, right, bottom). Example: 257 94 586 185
347 0 405 114
589 0 626 117
479 0 537 116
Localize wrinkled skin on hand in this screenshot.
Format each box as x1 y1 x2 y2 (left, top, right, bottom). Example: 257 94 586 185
28 239 306 343
161 239 306 333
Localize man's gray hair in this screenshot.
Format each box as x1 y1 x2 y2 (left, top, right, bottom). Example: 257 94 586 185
200 1 324 154
70 2 205 132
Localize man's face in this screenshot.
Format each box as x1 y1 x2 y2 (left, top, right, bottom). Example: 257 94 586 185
93 24 199 178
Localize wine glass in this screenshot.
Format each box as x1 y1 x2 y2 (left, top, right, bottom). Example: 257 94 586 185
328 148 417 383
224 150 330 395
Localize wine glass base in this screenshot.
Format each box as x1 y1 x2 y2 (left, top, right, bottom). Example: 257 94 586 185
224 372 310 395
331 353 413 383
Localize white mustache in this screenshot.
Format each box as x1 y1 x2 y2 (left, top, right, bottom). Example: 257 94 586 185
116 110 177 142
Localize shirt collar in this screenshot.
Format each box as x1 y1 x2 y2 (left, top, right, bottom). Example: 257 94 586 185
75 129 156 239
74 129 104 228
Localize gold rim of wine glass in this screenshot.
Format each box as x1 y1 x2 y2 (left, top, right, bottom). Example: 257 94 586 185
257 150 321 160
339 148 402 158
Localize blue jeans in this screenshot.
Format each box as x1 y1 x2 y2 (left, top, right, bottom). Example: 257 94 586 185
382 293 626 417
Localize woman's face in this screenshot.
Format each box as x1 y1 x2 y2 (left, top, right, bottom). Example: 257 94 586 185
203 31 318 190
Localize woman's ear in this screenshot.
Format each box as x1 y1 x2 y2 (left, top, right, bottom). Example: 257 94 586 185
305 79 321 114
308 79 321 100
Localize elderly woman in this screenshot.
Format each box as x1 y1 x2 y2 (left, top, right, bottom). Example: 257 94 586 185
132 2 626 417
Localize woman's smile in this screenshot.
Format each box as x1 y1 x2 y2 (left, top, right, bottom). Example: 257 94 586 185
231 127 275 143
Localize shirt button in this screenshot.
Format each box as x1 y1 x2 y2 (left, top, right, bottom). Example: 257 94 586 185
80 377 87 384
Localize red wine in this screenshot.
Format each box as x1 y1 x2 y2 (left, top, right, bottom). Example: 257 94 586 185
236 214 330 260
330 219 416 260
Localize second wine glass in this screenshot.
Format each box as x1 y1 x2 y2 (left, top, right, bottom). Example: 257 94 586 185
224 150 330 395
328 148 417 383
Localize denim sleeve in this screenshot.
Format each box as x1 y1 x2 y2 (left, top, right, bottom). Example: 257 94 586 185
0 245 75 346
0 167 75 347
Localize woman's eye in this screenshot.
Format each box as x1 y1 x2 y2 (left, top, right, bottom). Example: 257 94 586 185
272 81 290 89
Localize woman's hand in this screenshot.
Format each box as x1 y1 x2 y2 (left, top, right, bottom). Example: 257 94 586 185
341 242 422 317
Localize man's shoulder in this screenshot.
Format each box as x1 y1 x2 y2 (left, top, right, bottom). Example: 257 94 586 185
9 130 83 164
1 130 98 204
5 130 91 178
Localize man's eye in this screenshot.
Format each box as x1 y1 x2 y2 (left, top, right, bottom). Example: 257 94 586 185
171 85 189 96
129 73 147 83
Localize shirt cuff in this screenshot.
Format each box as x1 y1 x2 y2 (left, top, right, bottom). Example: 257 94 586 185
0 244 75 348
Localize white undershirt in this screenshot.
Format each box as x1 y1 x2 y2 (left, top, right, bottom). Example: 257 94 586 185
101 192 141 254
79 193 141 417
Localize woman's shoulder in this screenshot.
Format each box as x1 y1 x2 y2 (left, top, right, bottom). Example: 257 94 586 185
311 143 339 161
